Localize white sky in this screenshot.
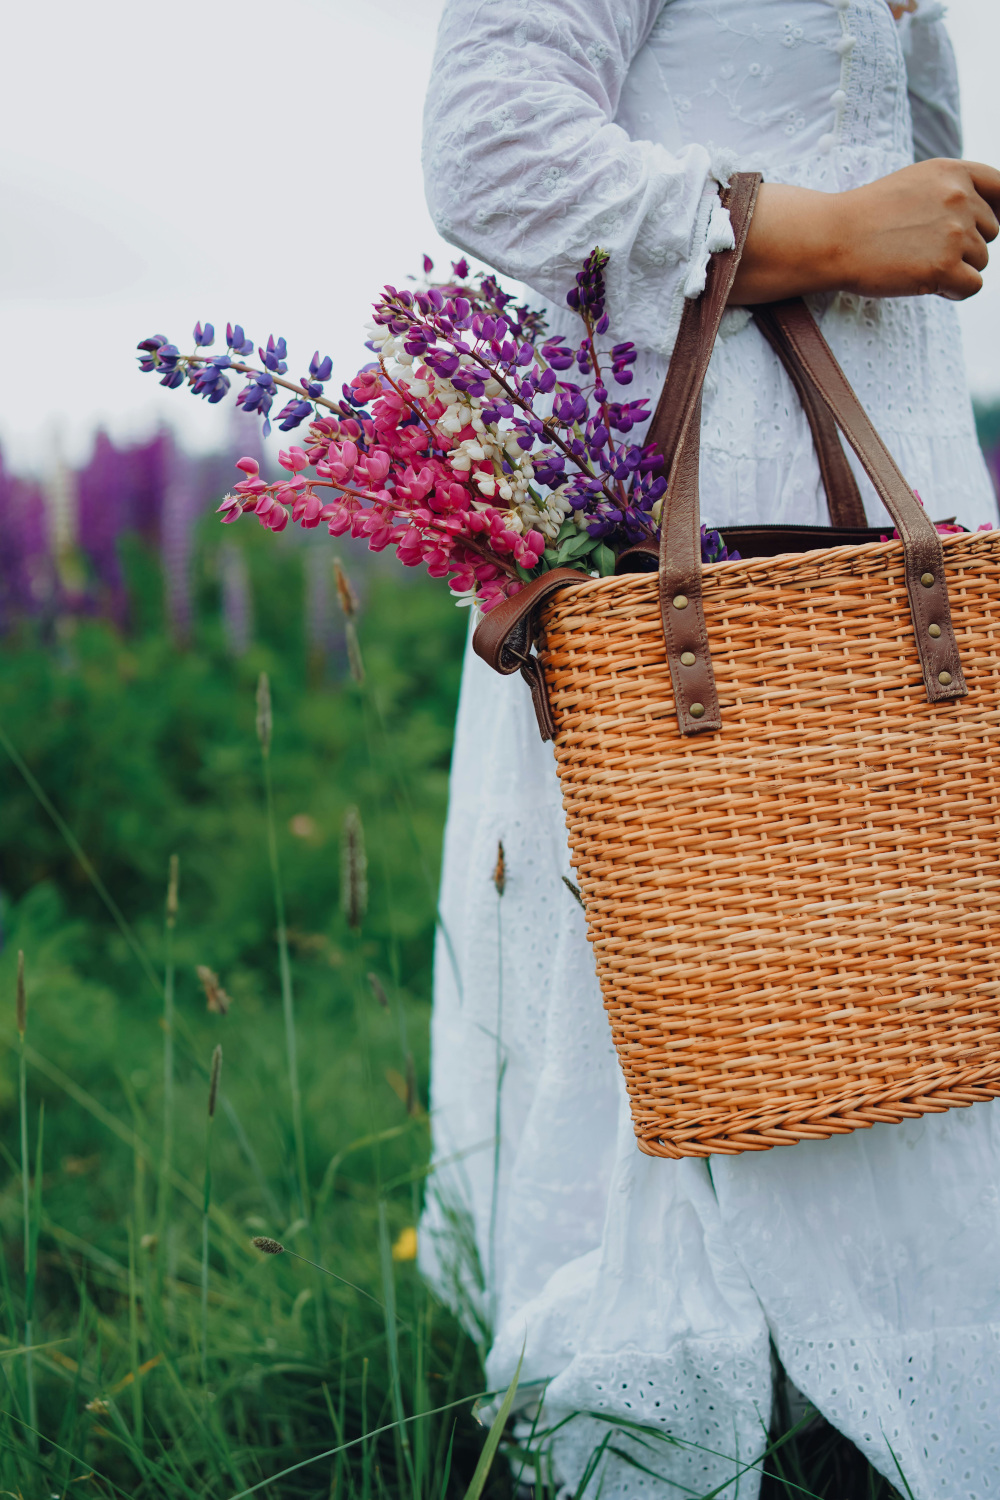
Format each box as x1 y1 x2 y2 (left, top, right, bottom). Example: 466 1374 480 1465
0 0 997 475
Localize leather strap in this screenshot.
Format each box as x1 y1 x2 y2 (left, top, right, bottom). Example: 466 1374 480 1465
754 300 966 702
472 567 587 740
657 173 763 734
752 311 867 528
646 183 867 530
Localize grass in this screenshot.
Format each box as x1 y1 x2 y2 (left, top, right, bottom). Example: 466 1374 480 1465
0 520 910 1498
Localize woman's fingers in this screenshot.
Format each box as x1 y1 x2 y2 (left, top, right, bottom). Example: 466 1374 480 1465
963 232 990 275
973 200 1000 245
938 257 985 300
967 161 1000 221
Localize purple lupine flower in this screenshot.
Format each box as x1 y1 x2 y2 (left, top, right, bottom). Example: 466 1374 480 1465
0 452 54 631
161 467 201 643
259 335 288 373
226 323 254 356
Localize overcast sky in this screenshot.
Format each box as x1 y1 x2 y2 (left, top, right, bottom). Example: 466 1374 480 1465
0 0 996 475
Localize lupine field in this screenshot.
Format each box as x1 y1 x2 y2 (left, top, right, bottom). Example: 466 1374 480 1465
1 415 998 1496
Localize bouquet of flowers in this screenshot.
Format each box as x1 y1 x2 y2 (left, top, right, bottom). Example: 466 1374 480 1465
137 250 739 613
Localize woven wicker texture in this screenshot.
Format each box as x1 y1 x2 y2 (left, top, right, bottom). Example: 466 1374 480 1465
542 530 1000 1158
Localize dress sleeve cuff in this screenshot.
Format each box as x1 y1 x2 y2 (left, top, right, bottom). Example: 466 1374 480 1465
682 193 736 299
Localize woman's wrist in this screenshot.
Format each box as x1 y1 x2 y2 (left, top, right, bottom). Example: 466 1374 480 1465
729 160 1000 306
729 184 846 305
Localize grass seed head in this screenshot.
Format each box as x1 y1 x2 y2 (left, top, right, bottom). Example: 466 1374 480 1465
166 853 179 924
197 965 232 1015
562 875 584 907
333 558 359 620
251 1236 285 1256
208 1044 223 1118
367 972 390 1010
255 672 272 754
493 841 506 897
341 805 368 930
15 950 25 1040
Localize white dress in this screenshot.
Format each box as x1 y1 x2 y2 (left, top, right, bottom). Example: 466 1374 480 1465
419 4 1000 1498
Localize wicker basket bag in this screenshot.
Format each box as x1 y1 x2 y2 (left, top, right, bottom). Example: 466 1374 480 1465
475 174 1000 1160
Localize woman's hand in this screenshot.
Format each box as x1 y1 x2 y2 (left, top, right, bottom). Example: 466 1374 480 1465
730 158 1000 304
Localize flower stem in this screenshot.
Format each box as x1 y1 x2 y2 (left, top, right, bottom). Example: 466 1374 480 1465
260 729 311 1222
156 855 178 1290
18 1026 36 1448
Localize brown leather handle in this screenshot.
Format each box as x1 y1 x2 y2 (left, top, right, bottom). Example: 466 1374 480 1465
756 299 967 702
752 311 867 528
472 567 587 739
646 179 866 531
655 173 763 733
658 173 967 735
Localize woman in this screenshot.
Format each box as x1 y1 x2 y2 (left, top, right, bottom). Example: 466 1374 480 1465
419 3 1000 1495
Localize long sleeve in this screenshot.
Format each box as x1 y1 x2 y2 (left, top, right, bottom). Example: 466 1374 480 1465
422 0 726 356
899 2 962 162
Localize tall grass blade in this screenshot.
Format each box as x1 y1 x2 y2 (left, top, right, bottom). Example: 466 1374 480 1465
488 865 506 1335
256 672 310 1221
377 1200 416 1493
16 953 37 1449
227 1391 485 1500
462 1351 522 1500
157 853 179 1279
882 1432 917 1500
202 1044 222 1383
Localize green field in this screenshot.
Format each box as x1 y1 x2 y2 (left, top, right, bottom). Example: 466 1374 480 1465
0 509 908 1498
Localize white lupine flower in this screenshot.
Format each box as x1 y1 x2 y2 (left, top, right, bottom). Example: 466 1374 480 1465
475 474 496 497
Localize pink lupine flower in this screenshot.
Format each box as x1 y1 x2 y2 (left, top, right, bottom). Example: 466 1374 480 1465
351 369 382 403
278 446 310 473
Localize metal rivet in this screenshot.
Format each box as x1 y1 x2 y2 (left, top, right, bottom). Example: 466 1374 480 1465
928 623 941 639
920 572 935 588
680 651 696 667
938 670 953 686
673 594 689 610
689 702 705 719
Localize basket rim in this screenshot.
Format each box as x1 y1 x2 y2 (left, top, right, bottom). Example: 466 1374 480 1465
544 526 998 608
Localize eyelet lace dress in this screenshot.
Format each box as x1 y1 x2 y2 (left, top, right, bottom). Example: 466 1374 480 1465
419 4 1000 1497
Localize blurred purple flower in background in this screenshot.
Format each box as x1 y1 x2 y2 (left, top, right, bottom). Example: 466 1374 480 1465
219 540 253 657
0 455 53 630
76 431 173 624
161 466 202 645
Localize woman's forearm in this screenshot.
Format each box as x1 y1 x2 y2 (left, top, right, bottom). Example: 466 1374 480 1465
729 158 1000 305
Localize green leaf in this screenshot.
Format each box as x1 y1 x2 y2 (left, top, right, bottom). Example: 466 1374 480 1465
594 543 616 577
462 1350 523 1500
553 532 599 566
554 518 578 545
